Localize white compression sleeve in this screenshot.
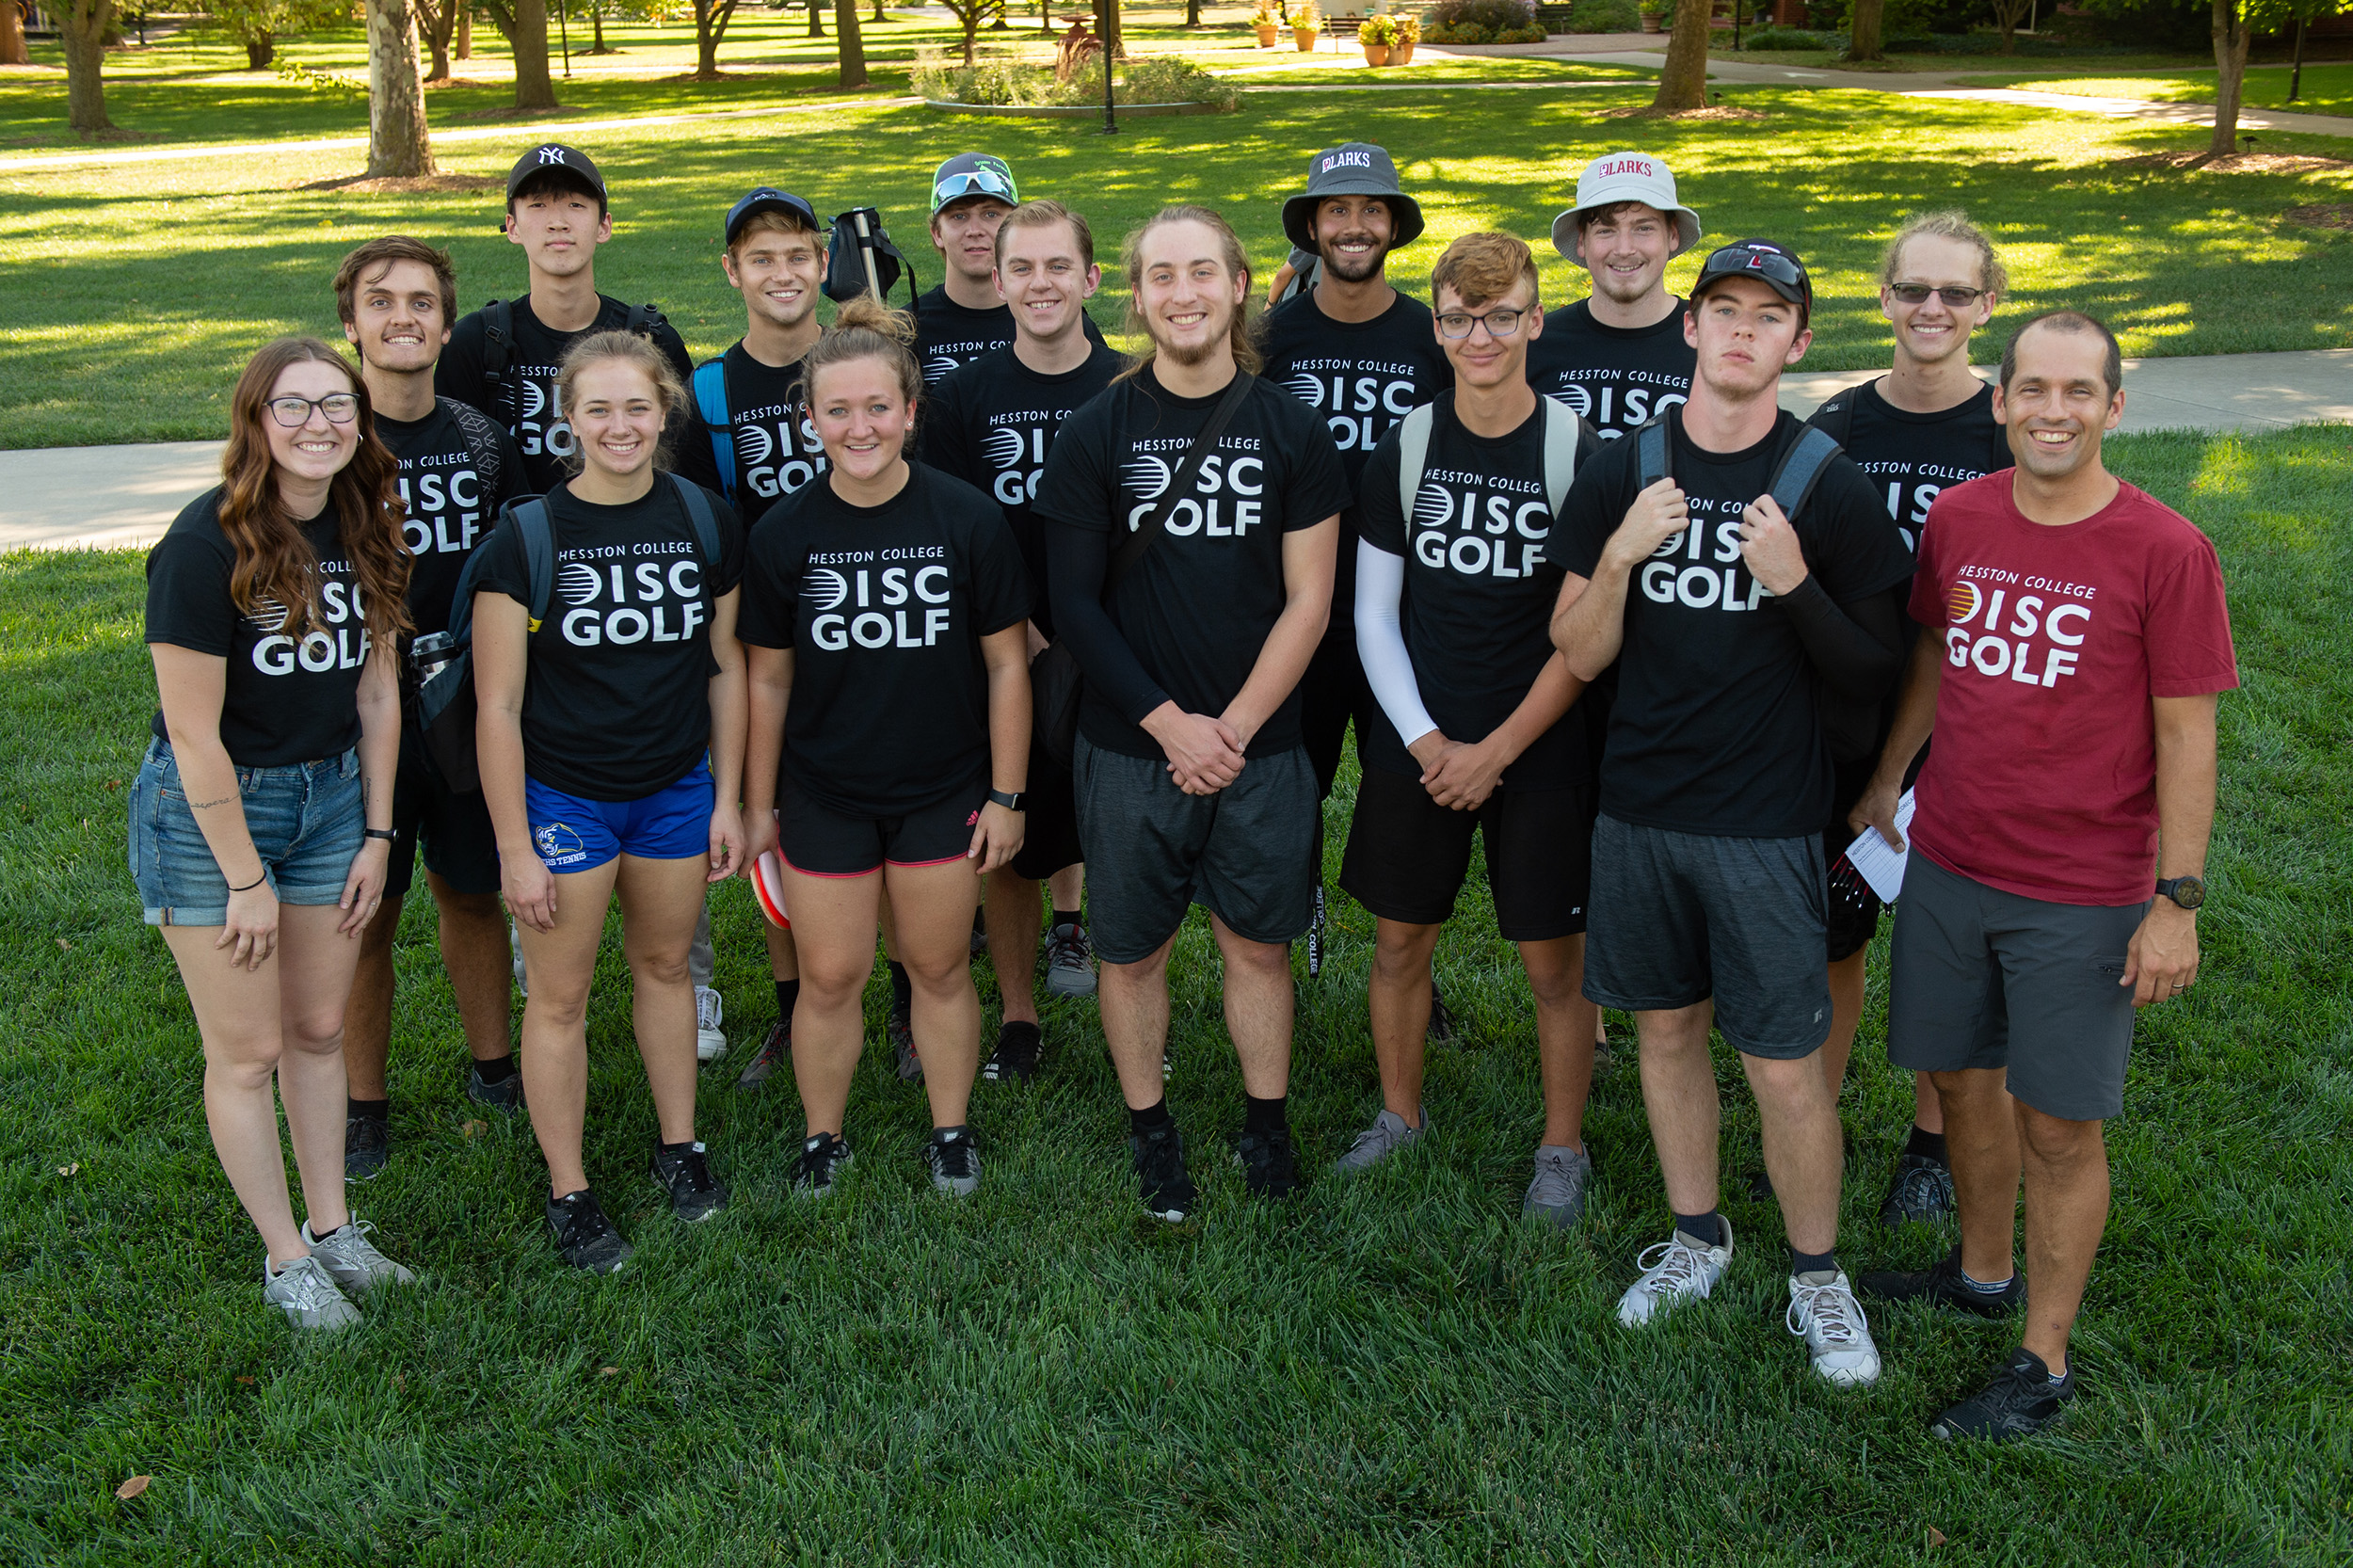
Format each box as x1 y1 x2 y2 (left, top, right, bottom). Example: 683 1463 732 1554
1353 537 1439 752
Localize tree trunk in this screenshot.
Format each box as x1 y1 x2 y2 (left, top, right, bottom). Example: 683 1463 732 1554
246 36 275 68
834 0 865 85
2289 12 2304 103
808 0 823 36
1844 0 1882 60
872 0 883 20
1185 0 1199 23
1 2 30 68
424 0 454 80
61 0 117 132
508 0 558 106
1095 0 1119 58
2208 0 2248 158
695 0 734 75
367 0 436 175
961 9 978 62
457 6 471 57
1649 0 1708 110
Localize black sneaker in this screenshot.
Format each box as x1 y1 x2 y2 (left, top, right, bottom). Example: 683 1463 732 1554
1880 1149 1958 1225
649 1140 728 1223
1236 1127 1302 1200
792 1132 855 1198
344 1112 389 1181
466 1061 525 1113
1860 1245 2025 1318
983 1020 1043 1083
1930 1347 2075 1441
1426 983 1457 1046
546 1188 632 1274
925 1127 982 1196
888 1002 922 1084
736 1016 792 1089
1128 1121 1196 1222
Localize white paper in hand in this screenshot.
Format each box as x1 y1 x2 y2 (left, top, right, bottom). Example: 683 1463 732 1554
1844 789 1917 904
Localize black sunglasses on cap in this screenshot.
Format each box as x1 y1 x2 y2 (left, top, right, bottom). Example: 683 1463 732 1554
1693 240 1812 317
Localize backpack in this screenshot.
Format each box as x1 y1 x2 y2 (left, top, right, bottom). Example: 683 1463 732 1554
1396 393 1584 522
691 359 737 507
1804 385 1858 447
414 473 723 793
1633 414 1874 761
822 208 922 318
439 395 507 501
480 296 665 419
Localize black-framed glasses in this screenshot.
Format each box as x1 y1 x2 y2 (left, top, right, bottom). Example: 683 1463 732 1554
1435 307 1526 340
266 393 360 428
1887 282 1989 307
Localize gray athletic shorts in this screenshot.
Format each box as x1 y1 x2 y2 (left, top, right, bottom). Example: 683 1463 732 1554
1073 732 1320 964
1582 813 1832 1060
1887 851 2147 1122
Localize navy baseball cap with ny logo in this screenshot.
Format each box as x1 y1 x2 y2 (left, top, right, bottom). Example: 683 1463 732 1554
505 143 606 202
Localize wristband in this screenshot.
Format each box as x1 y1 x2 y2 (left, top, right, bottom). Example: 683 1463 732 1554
230 872 268 893
987 788 1026 812
363 828 397 843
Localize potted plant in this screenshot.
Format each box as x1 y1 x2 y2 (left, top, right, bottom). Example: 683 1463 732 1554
1252 0 1282 47
1360 11 1397 63
1639 0 1665 30
1392 11 1417 61
1292 0 1321 50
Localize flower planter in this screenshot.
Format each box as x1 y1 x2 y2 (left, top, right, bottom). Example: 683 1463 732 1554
1293 25 1318 49
1392 37 1415 61
1255 22 1279 45
1362 41 1389 63
1640 10 1662 29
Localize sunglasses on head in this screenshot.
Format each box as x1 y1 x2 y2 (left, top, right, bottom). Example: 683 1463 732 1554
934 168 1016 208
1888 282 1989 308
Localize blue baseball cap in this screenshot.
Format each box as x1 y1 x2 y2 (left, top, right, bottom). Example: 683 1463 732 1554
725 186 821 247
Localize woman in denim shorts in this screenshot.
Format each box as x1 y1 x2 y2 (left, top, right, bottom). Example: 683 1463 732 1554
472 331 747 1274
134 337 420 1330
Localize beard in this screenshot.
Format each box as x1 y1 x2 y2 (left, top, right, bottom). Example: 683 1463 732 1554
1152 306 1233 366
1591 261 1659 307
1321 238 1386 285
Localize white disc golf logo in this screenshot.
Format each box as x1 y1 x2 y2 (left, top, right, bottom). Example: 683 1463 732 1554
1946 581 1981 624
558 563 602 607
1410 485 1452 529
925 354 961 384
734 424 775 465
1120 454 1172 501
520 380 548 419
244 596 291 632
803 568 849 611
1557 382 1593 419
1284 372 1324 410
983 428 1026 469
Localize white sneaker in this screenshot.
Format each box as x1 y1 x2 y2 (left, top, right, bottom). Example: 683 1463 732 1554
1787 1270 1882 1386
695 986 727 1063
1616 1219 1734 1327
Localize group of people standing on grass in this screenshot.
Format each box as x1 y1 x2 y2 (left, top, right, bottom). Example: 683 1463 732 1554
130 134 2237 1445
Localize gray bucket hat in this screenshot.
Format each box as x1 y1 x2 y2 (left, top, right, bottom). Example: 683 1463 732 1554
1549 151 1703 261
1282 142 1426 253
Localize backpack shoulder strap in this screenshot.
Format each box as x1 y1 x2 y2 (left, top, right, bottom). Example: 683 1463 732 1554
1637 414 1670 488
1805 385 1859 446
439 395 504 500
668 473 723 568
511 498 555 632
481 297 514 385
1768 425 1844 524
1395 403 1435 523
1539 395 1582 516
691 360 736 504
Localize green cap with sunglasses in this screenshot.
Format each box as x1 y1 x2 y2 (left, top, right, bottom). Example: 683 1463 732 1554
929 152 1019 215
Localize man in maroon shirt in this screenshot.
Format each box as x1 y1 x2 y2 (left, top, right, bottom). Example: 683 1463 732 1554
1851 311 2237 1442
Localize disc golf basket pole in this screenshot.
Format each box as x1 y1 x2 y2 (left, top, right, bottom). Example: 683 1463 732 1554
852 211 885 298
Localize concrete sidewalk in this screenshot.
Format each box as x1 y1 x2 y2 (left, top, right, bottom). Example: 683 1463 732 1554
4 350 2343 553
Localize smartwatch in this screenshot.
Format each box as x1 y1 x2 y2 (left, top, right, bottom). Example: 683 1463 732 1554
2154 875 2206 911
987 789 1026 813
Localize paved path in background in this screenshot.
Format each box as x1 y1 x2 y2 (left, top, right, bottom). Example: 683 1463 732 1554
5 350 2344 552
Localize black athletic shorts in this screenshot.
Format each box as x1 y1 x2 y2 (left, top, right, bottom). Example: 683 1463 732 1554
1008 736 1081 883
386 720 501 899
1299 631 1365 803
778 774 986 878
1338 764 1593 941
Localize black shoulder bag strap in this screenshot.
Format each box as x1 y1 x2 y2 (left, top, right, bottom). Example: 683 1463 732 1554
440 395 505 502
1104 369 1256 594
1804 385 1859 447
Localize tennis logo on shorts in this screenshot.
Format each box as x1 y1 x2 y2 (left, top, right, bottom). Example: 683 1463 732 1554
535 822 588 868
1942 566 2094 687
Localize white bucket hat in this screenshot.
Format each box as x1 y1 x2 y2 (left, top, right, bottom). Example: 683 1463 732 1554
1549 152 1703 261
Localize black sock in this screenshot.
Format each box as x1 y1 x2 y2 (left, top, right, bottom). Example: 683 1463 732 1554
1051 908 1082 930
1906 1124 1949 1163
887 960 911 1016
1244 1094 1289 1137
775 978 801 1022
472 1053 518 1084
1000 1017 1040 1041
348 1096 389 1122
1673 1209 1724 1248
1790 1246 1840 1278
1129 1098 1173 1136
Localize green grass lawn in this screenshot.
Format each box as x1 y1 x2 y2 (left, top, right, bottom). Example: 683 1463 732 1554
4 424 2348 1561
4 83 2351 449
1709 46 2203 73
1953 61 2353 119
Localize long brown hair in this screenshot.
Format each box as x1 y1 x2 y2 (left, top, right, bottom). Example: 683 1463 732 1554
1117 204 1261 383
218 337 412 642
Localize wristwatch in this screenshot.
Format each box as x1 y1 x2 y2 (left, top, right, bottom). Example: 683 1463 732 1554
987 789 1026 813
2154 875 2206 911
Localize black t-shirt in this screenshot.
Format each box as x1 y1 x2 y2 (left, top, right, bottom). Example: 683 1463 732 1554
1257 288 1453 632
144 489 374 766
375 398 530 637
1355 394 1592 792
1831 378 2012 553
913 285 1106 388
919 340 1126 642
671 340 829 516
436 294 696 494
1032 365 1353 760
1547 408 1913 838
740 464 1030 815
1524 297 1695 440
471 478 744 800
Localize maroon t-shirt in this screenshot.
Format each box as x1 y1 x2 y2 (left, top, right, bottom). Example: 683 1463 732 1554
1908 472 2237 906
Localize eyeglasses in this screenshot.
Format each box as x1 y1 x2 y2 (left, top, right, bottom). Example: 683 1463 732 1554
266 393 360 428
1435 307 1526 340
1887 282 1989 307
933 168 1017 209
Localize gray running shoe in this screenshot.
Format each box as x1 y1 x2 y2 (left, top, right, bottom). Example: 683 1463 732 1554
1523 1143 1593 1228
736 1016 792 1089
264 1253 360 1331
793 1133 855 1198
1617 1218 1734 1327
925 1127 983 1197
1043 920 1098 998
466 1061 525 1112
299 1217 417 1293
344 1112 389 1181
1331 1106 1426 1176
890 1005 923 1084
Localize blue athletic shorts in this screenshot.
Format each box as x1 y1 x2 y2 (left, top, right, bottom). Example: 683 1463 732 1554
525 760 713 873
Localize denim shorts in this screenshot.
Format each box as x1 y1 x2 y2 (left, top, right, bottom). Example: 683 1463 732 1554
128 738 364 926
525 760 714 874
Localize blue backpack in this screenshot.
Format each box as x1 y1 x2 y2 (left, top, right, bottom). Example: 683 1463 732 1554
691 359 738 506
415 474 721 793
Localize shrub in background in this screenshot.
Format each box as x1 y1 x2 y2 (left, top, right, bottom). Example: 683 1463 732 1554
1566 0 1639 30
